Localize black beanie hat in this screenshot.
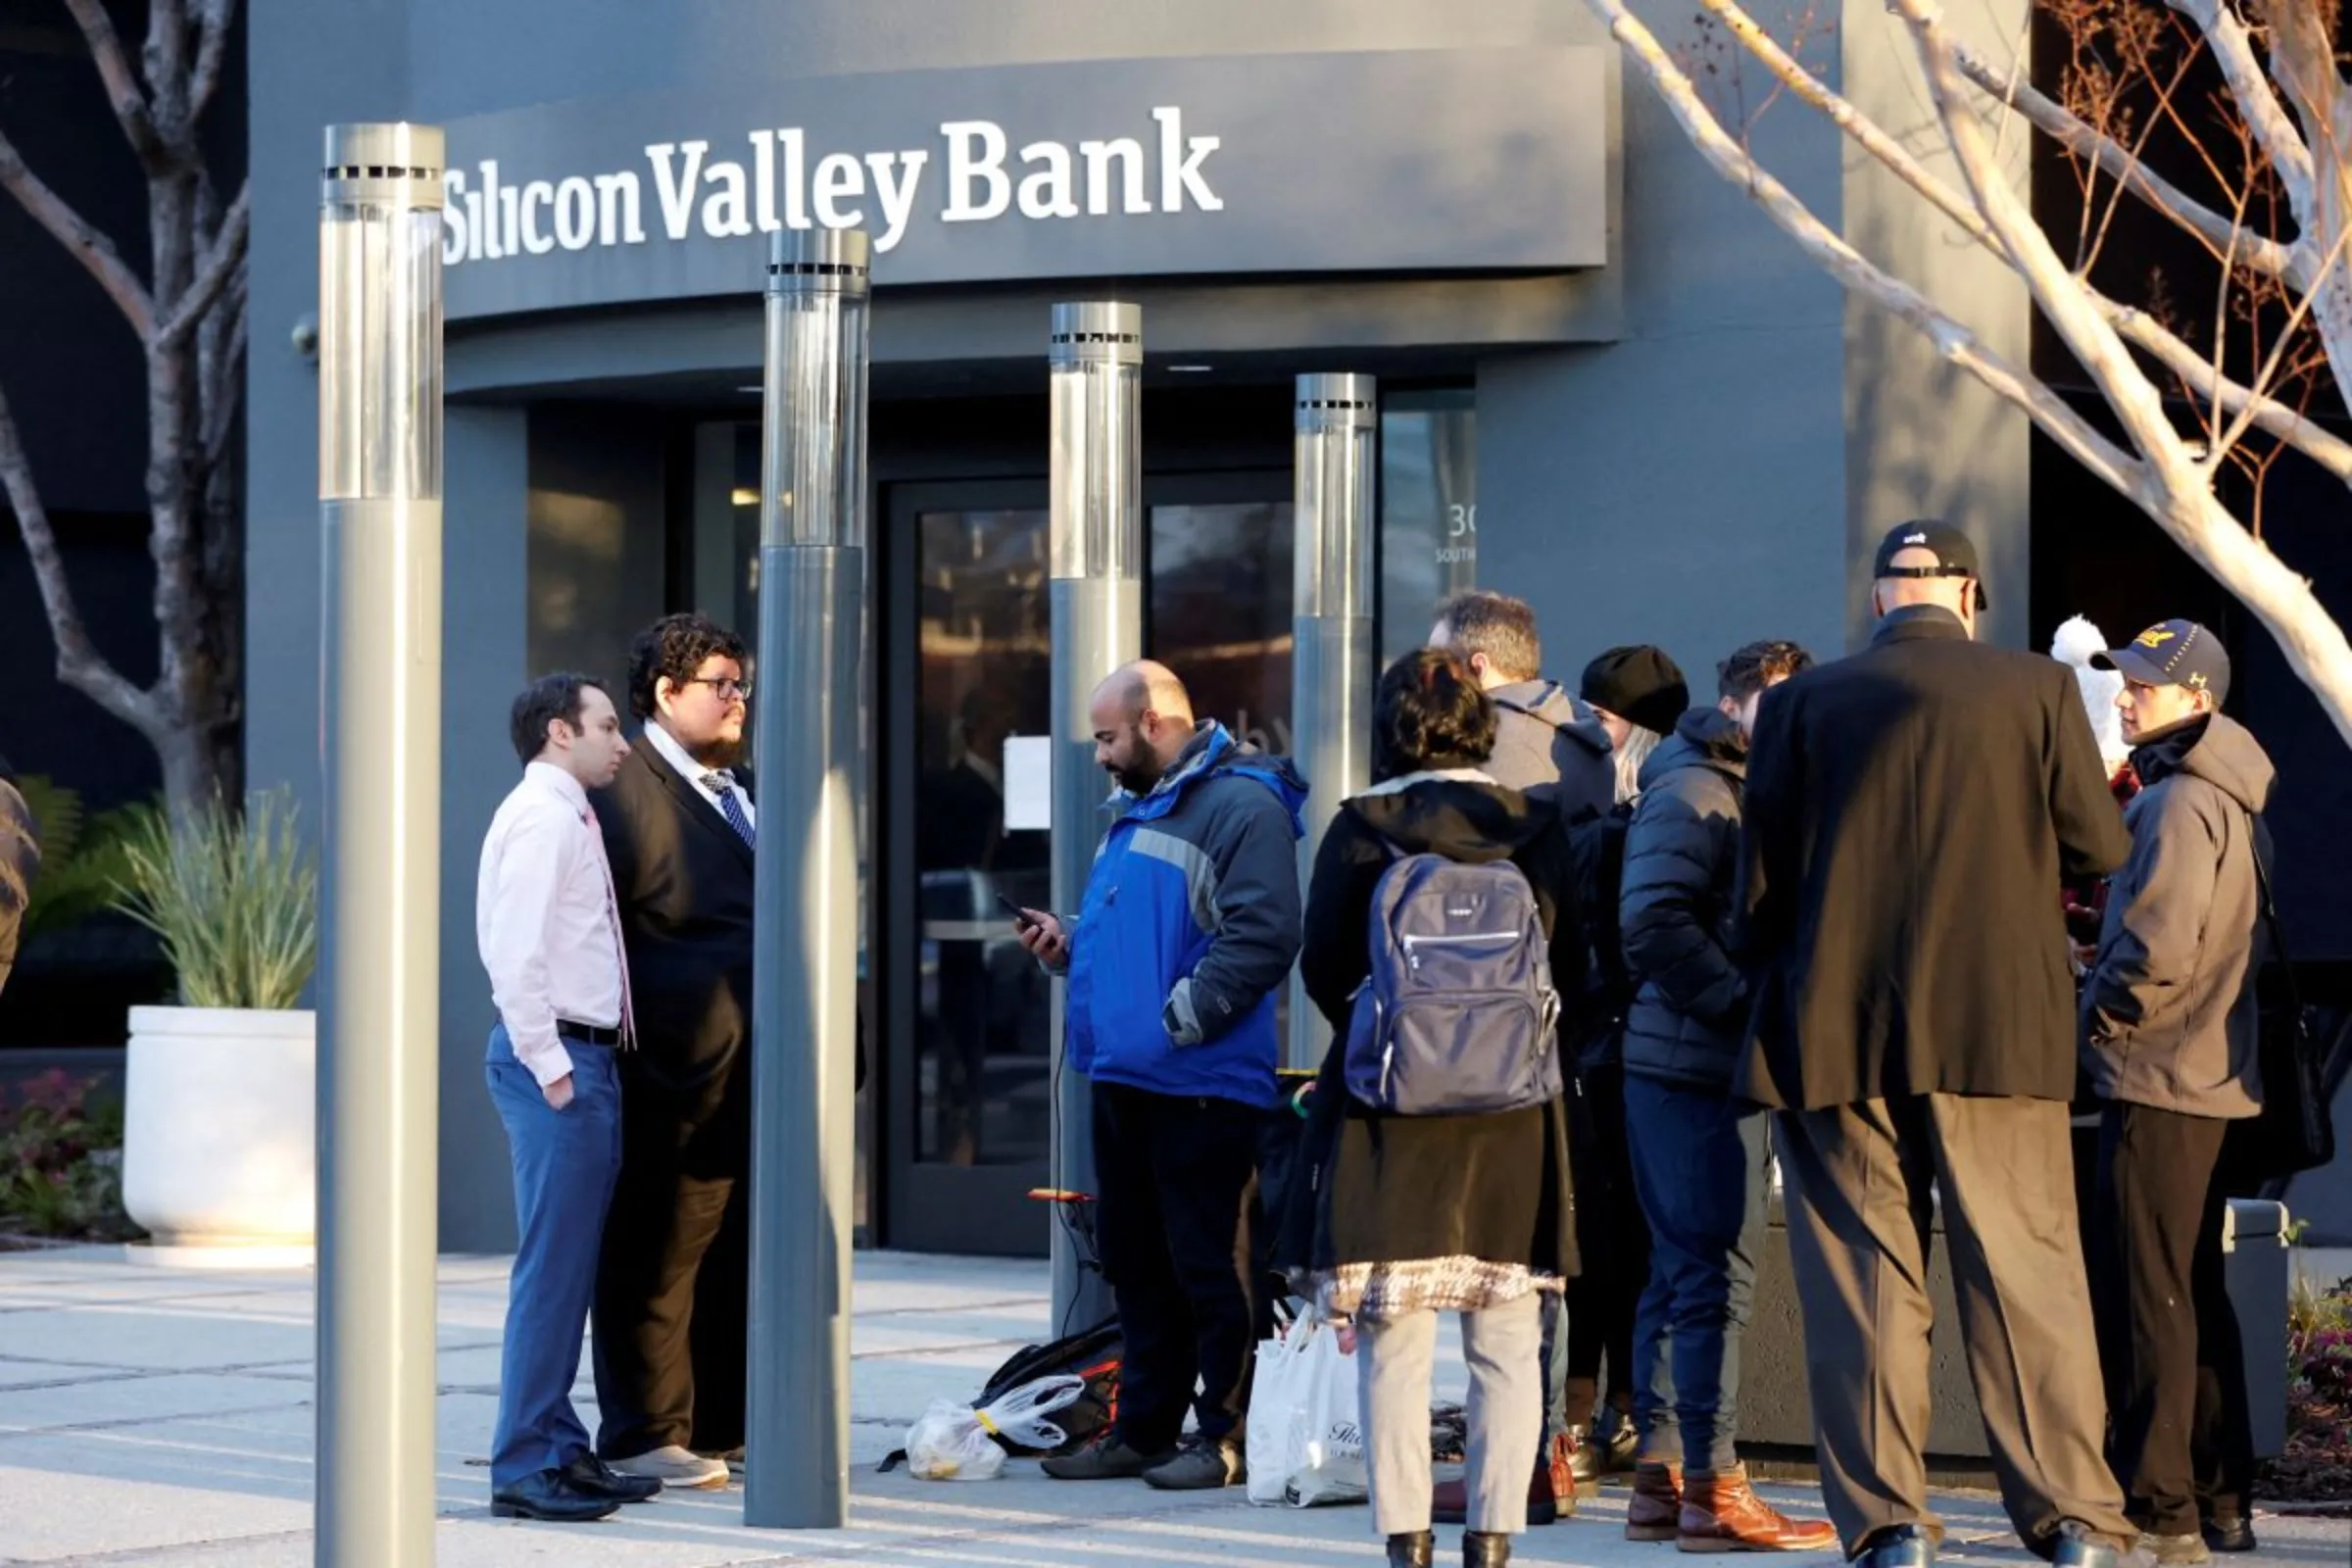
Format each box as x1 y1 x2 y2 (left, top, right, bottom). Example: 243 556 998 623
1580 645 1690 738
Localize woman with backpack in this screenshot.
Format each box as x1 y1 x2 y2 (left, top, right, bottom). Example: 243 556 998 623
1287 648 1587 1568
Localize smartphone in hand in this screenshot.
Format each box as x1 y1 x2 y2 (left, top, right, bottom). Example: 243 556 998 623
996 894 1040 931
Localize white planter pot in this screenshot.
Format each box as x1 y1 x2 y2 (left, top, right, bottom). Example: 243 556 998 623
122 1005 316 1249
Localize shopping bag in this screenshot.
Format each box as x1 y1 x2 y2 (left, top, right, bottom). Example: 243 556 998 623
1243 1317 1366 1507
1246 1323 1312 1503
904 1373 1087 1481
1289 1322 1367 1506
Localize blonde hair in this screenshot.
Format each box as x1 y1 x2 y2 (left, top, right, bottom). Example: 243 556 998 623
1614 724 1664 805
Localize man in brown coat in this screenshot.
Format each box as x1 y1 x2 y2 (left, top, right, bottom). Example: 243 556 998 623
1737 523 2136 1568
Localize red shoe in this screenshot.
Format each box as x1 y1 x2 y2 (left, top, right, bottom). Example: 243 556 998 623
1676 1466 1839 1552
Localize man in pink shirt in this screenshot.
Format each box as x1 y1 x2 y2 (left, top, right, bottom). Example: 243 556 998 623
476 672 651 1521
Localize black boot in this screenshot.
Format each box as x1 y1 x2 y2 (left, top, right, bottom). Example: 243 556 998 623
1387 1530 1435 1568
1463 1531 1511 1567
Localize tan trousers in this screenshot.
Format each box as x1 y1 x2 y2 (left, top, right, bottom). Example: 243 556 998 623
1774 1095 2132 1559
1359 1293 1544 1538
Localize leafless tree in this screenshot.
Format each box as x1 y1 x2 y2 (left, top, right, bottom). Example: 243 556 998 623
1591 0 2352 745
0 0 247 816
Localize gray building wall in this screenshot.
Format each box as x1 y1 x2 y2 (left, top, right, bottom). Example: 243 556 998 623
244 0 2028 1250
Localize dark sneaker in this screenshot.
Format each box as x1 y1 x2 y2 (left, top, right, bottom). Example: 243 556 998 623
1142 1434 1244 1491
1040 1433 1173 1481
2139 1534 2210 1565
2201 1517 2257 1555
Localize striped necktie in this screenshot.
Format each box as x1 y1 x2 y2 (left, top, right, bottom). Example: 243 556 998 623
701 770 757 848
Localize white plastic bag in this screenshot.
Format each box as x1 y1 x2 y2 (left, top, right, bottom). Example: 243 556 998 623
1245 1317 1367 1507
905 1373 1087 1481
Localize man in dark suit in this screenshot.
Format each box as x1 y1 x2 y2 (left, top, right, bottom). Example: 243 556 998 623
591 612 758 1491
1738 523 2137 1568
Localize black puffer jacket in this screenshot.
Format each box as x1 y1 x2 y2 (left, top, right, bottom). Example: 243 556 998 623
1620 708 1748 1092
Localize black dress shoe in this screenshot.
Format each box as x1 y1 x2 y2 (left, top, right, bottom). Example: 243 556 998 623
491 1467 621 1521
2202 1516 2257 1554
564 1452 662 1503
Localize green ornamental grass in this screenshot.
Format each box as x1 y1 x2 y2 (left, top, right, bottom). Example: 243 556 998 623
112 790 318 1011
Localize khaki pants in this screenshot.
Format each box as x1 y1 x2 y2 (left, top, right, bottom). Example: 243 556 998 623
1774 1095 2132 1559
1359 1293 1544 1538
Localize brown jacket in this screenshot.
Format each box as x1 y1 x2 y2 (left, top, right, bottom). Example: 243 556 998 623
2082 712 2273 1119
1737 608 2132 1109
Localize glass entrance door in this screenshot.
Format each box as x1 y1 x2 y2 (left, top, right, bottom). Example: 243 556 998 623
878 474 1295 1256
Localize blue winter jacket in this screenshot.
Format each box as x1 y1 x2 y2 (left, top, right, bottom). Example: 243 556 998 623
1065 722 1307 1107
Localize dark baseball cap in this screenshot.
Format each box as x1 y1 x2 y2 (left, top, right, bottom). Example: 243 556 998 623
1873 520 1988 611
2093 618 2230 705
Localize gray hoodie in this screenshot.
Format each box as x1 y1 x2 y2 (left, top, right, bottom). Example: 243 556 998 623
2082 712 2276 1119
1487 679 1615 822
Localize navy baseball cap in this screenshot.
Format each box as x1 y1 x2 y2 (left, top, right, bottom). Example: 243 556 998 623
1873 520 1988 611
2093 619 2230 705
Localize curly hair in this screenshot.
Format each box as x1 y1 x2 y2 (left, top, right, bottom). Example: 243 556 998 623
1373 649 1498 781
626 612 748 721
1716 639 1816 703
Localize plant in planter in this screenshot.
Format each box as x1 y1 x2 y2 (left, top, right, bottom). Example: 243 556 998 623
112 790 318 1250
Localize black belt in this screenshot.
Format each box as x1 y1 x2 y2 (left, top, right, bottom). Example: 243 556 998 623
557 1019 623 1047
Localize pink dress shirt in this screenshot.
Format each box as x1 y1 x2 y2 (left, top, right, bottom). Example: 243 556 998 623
475 761 627 1087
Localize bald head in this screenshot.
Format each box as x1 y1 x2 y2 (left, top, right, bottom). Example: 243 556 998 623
1874 546 1980 636
1089 660 1198 793
1093 660 1195 725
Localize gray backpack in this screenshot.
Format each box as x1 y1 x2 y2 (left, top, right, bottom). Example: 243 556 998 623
1341 847 1563 1115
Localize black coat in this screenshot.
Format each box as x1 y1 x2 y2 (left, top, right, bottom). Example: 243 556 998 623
1620 708 1749 1093
596 738 760 1171
1281 774 1584 1280
1737 608 2132 1110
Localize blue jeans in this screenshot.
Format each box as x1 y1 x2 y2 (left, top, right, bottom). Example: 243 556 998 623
486 1026 623 1488
1624 1073 1770 1472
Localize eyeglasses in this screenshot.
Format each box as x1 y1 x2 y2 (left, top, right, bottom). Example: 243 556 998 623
681 676 753 702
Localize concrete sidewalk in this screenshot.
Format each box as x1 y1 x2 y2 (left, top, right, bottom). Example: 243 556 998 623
0 1248 2344 1567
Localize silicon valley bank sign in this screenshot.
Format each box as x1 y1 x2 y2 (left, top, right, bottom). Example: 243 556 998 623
435 49 1609 321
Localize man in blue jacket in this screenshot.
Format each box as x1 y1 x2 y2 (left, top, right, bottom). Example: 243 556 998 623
1015 660 1306 1492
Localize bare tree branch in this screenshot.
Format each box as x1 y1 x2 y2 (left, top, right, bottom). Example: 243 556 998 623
2166 0 2317 204
2106 304 2352 478
1690 0 2352 481
1589 0 2146 497
190 0 233 123
59 0 166 171
1894 0 2203 483
1590 0 2352 744
0 127 157 337
158 181 248 348
1948 42 2297 280
0 381 158 735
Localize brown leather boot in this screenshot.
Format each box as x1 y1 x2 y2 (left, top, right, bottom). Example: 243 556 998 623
1676 1465 1840 1552
1432 1439 1568 1527
1626 1460 1685 1542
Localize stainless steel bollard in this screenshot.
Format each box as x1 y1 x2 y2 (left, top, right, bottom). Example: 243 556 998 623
1286 374 1377 1070
1047 301 1142 1335
744 226 869 1529
316 122 445 1568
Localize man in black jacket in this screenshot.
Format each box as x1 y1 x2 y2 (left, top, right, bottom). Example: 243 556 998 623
1739 524 2136 1568
590 613 757 1491
1619 640 1831 1552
